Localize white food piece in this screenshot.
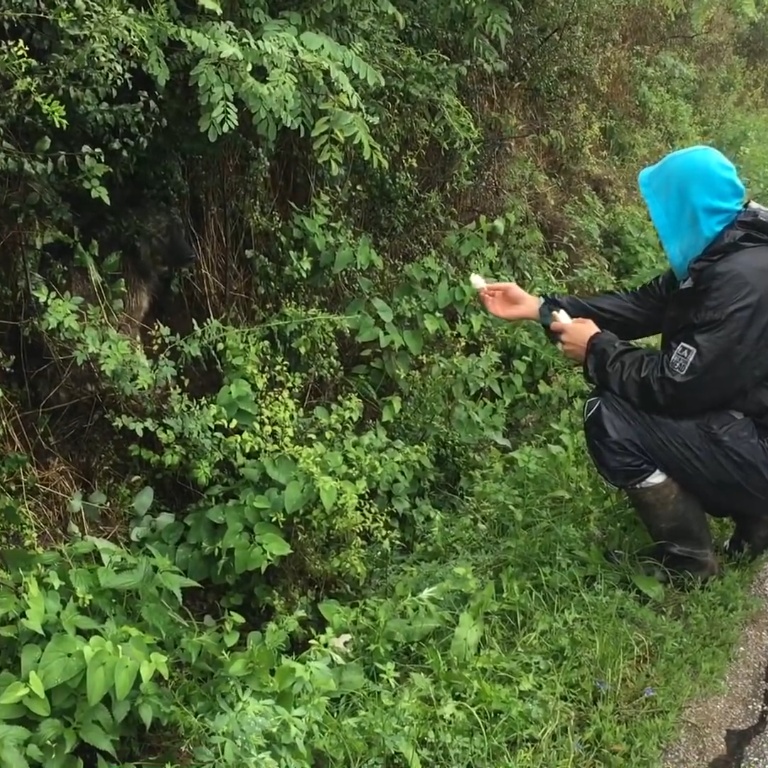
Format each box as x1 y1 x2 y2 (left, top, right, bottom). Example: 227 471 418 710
469 273 487 290
552 309 573 324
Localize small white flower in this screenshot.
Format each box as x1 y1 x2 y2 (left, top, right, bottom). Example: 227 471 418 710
470 273 487 290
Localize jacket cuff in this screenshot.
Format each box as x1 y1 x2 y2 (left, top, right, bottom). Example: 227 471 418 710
539 295 567 344
582 330 612 385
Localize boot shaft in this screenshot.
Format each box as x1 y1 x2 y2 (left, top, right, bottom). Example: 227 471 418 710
625 477 718 580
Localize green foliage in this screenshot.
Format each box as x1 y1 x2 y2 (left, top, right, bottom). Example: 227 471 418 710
1 0 768 765
0 536 365 768
0 539 184 767
304 427 757 767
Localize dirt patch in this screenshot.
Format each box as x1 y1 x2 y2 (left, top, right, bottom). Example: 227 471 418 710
663 565 768 768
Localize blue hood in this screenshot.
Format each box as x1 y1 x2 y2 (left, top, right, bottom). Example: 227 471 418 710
638 145 746 280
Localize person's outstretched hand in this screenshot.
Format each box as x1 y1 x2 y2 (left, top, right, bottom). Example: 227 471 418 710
478 282 540 322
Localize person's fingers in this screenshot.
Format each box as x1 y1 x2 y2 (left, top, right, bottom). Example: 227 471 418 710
482 282 516 295
478 292 494 306
550 321 565 334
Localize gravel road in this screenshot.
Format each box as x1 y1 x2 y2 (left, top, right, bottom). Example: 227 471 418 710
663 566 768 768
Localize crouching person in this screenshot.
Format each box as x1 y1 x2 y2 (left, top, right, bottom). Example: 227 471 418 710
477 145 768 582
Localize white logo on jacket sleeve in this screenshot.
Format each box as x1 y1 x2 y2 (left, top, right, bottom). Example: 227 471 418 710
669 342 697 375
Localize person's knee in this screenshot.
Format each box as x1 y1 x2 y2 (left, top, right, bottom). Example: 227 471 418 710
582 390 627 447
582 390 607 432
582 390 657 488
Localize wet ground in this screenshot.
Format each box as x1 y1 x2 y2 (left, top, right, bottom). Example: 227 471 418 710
663 566 768 768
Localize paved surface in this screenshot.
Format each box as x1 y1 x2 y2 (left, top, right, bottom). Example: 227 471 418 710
663 566 768 768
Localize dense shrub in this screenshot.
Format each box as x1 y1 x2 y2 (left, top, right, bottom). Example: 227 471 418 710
1 0 767 765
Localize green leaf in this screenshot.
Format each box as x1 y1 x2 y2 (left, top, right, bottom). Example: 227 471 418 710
97 567 145 591
262 455 296 486
37 718 64 744
283 480 305 515
88 489 108 506
248 548 267 571
423 314 442 334
318 599 342 624
371 298 393 323
27 671 45 699
319 482 337 512
274 664 295 691
489 432 512 448
0 745 28 768
338 662 367 691
113 657 139 702
20 645 42 679
82 489 107 521
205 505 225 524
382 395 402 423
631 573 665 602
138 701 153 731
68 491 83 516
228 657 249 676
0 723 31 742
157 571 199 602
396 738 422 768
111 697 130 724
449 611 482 662
154 512 175 531
132 486 154 516
234 544 251 575
333 246 356 273
22 580 45 636
403 329 423 355
86 652 114 707
436 281 452 308
37 634 85 689
240 466 261 483
0 549 35 574
0 704 25 720
382 400 396 423
78 721 116 757
0 682 29 705
22 692 50 717
34 136 51 153
356 324 380 343
197 0 223 13
300 31 327 51
260 533 292 557
140 658 156 684
251 521 283 537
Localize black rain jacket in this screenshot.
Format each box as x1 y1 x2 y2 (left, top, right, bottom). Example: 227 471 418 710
543 204 768 425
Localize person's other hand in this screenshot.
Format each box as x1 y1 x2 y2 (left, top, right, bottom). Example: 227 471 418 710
478 282 540 322
550 317 601 363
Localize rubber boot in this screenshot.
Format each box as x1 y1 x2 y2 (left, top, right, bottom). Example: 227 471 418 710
623 478 719 582
724 513 768 559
